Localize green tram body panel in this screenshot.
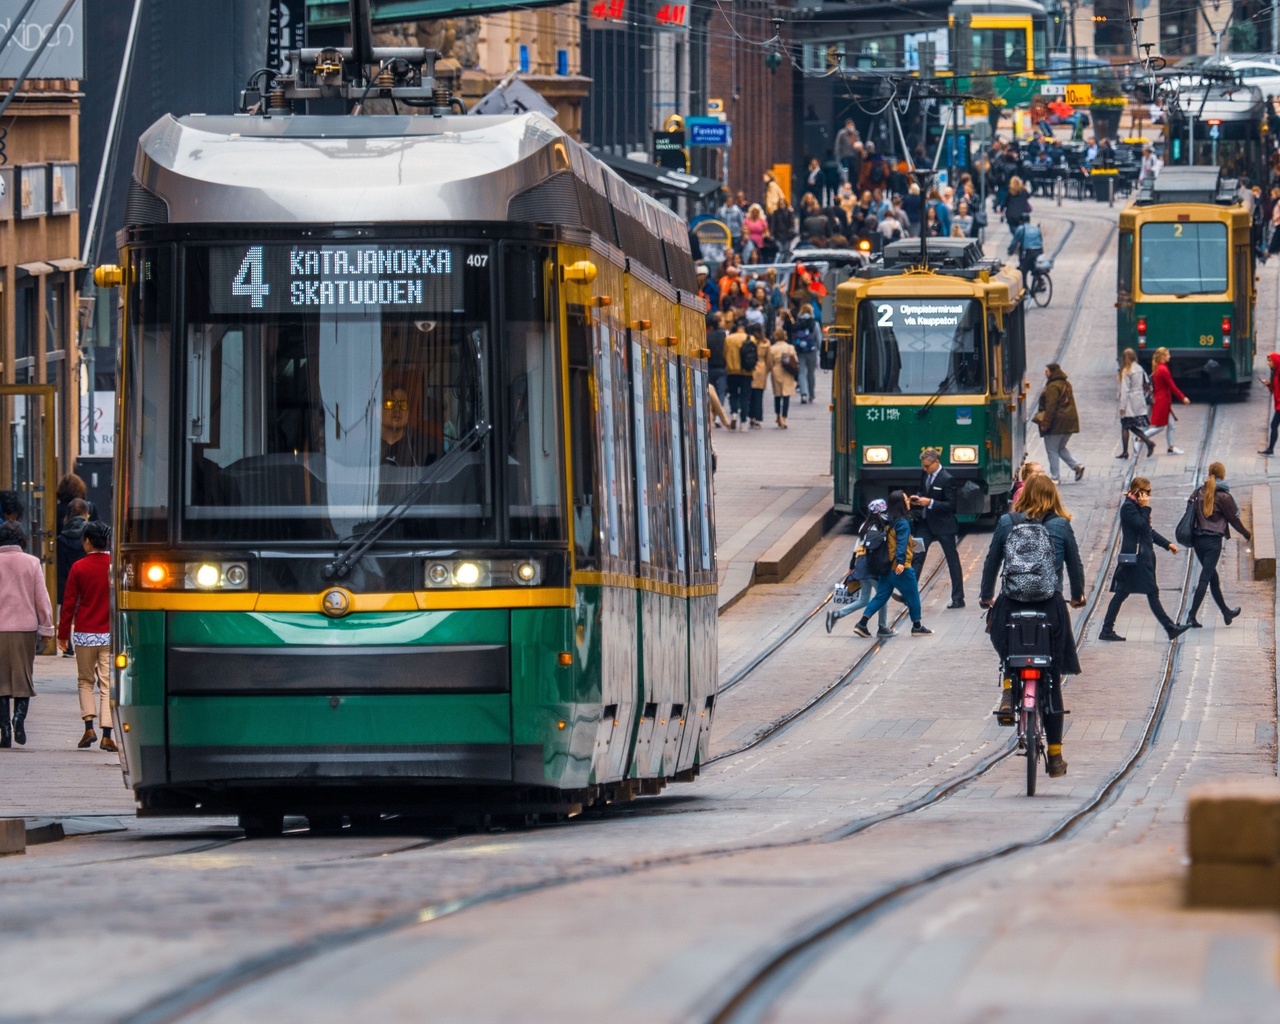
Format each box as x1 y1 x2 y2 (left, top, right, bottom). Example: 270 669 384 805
117 587 716 808
832 239 1029 519
1117 191 1257 386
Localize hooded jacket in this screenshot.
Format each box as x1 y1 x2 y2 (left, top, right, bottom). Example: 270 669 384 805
1036 368 1080 436
56 515 89 602
1266 352 1280 411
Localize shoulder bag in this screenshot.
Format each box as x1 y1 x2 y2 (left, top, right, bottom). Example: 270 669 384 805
1174 498 1196 547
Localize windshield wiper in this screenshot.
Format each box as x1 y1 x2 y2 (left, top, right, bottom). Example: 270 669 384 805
915 372 955 419
323 422 491 581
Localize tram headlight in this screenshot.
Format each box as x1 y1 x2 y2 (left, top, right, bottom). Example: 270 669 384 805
453 562 482 586
950 445 979 464
422 559 545 588
140 562 172 589
863 446 891 464
427 563 450 585
513 560 541 585
184 561 250 591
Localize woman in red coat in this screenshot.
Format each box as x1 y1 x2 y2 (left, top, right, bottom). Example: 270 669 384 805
1149 347 1190 455
57 521 114 751
1258 351 1280 455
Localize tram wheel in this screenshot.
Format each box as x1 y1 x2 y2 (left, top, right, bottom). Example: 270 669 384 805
239 811 284 838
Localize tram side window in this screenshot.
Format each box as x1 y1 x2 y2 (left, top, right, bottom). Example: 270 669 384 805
1117 230 1134 297
1001 305 1027 393
1139 222 1228 295
971 29 1027 73
596 320 635 571
123 248 174 543
505 246 565 543
683 363 714 578
567 306 599 569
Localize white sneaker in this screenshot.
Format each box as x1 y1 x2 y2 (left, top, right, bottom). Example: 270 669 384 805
1167 446 1185 455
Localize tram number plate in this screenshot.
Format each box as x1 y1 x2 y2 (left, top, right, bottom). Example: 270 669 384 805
1199 334 1216 345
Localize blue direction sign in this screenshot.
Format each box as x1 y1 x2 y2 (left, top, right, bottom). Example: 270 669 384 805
687 116 732 147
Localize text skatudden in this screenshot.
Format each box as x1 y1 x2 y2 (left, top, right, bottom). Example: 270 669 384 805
288 248 453 307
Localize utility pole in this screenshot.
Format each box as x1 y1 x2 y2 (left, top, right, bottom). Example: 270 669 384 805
1068 0 1078 82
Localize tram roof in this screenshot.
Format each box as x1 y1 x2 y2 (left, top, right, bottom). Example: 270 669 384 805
127 111 693 286
1134 167 1241 206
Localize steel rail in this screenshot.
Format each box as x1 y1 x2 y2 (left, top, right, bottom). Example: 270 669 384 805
699 405 1219 1024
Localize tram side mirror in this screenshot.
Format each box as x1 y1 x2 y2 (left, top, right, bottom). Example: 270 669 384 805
94 264 123 289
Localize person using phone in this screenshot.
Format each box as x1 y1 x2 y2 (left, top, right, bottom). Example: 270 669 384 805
1099 478 1191 641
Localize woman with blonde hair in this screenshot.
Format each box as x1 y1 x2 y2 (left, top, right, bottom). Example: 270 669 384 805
978 473 1084 778
1183 462 1250 627
743 203 769 262
1004 175 1031 227
1117 347 1155 458
1149 346 1190 454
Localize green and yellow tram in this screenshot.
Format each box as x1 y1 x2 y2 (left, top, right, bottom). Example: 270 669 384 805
832 238 1028 519
97 72 716 830
1117 166 1256 388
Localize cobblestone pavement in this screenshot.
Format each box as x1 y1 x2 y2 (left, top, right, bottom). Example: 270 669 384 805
2 206 1277 1023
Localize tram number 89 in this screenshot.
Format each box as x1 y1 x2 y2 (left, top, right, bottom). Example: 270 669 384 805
1199 334 1216 346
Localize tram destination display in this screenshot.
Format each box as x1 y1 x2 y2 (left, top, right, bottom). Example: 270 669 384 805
207 243 468 314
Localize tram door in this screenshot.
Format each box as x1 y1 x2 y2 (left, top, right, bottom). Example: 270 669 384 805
832 325 854 511
1 384 58 602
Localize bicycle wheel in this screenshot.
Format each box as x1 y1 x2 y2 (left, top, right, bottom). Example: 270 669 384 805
1024 700 1040 797
1032 272 1053 308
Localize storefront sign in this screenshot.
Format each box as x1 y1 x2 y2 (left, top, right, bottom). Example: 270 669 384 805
0 0 84 79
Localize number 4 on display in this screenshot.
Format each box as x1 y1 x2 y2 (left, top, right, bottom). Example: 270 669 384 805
232 246 271 308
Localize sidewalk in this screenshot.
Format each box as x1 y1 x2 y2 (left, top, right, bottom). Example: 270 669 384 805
712 383 838 610
0 651 135 823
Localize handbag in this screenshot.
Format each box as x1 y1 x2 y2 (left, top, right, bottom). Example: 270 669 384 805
1175 499 1196 547
1117 552 1139 566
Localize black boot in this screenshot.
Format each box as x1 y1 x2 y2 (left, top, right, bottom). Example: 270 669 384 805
0 696 10 747
12 698 28 745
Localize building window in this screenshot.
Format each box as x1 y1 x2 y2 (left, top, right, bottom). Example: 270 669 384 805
1092 0 1130 56
15 279 36 363
46 277 65 355
1161 1 1200 57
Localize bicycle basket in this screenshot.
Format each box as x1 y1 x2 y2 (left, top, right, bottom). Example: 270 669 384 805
1035 255 1054 272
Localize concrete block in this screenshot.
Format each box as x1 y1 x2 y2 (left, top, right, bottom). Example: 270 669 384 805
1250 485 1275 580
1186 862 1280 910
1187 778 1280 864
0 818 24 856
754 496 840 585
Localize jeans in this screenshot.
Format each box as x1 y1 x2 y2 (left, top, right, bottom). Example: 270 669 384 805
709 368 729 409
863 566 923 622
1189 533 1230 620
1043 433 1081 479
727 375 749 419
798 349 819 401
831 579 889 628
1164 421 1177 448
1267 409 1280 452
750 387 765 424
774 395 790 418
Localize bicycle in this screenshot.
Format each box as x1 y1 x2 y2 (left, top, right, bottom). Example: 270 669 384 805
1026 256 1053 308
997 608 1060 796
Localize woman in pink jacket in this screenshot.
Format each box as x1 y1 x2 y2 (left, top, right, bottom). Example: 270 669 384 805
0 521 54 747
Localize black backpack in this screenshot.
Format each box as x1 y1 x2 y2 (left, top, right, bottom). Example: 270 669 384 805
793 320 817 353
1000 512 1058 602
739 337 758 372
863 519 891 576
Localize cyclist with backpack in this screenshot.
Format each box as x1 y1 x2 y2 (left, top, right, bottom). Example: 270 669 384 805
979 474 1085 778
825 499 894 637
848 490 934 639
791 303 822 406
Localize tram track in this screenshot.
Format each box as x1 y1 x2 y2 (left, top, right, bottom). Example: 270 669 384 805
699 404 1220 1024
108 208 1149 1024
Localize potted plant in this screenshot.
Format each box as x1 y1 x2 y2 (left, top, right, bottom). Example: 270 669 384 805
1089 76 1127 140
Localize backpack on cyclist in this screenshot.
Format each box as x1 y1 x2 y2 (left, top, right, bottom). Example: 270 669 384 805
739 336 758 372
863 519 892 576
1000 512 1057 603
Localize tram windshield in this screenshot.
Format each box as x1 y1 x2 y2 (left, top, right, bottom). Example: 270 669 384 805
1139 222 1228 295
856 298 985 395
119 242 563 545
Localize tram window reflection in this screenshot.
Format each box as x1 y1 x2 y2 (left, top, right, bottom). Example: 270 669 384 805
856 298 984 395
1139 222 1228 295
123 248 173 544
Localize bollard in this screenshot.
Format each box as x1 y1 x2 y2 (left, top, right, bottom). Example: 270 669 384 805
0 819 25 856
1108 177 1115 207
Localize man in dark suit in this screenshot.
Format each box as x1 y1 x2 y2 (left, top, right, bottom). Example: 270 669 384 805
911 448 965 607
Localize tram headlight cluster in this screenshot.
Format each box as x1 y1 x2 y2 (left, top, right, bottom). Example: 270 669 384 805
130 560 250 591
423 559 543 589
863 446 891 464
949 446 979 464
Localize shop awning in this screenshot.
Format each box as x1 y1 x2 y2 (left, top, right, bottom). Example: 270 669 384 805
16 261 54 276
590 150 723 201
48 257 86 271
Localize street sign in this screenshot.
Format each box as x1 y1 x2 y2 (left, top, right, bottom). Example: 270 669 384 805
687 117 732 146
653 130 688 170
1064 83 1093 106
706 98 725 117
964 100 989 117
1041 83 1066 97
